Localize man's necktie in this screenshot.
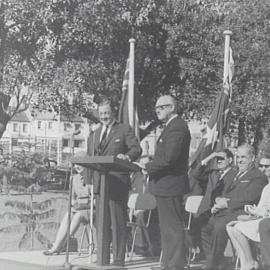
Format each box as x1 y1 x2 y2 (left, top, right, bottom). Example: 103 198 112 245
227 171 244 193
99 126 108 151
211 173 225 204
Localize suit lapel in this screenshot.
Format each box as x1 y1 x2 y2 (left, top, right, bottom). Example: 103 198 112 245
226 167 251 193
99 122 118 153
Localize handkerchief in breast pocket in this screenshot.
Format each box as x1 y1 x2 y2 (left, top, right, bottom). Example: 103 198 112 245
115 138 121 143
240 180 250 183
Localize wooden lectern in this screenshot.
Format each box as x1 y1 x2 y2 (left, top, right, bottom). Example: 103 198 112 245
71 155 141 268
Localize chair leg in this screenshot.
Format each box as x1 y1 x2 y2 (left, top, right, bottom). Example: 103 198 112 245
78 225 89 255
129 226 139 262
142 227 154 257
159 249 163 266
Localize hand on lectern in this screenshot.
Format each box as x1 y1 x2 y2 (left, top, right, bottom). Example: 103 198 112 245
116 153 131 161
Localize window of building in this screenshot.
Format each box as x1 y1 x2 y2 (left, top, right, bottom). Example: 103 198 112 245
63 139 69 147
74 140 84 148
22 124 28 133
38 121 41 129
64 122 70 131
48 121 53 129
75 124 81 131
12 138 18 146
13 123 18 132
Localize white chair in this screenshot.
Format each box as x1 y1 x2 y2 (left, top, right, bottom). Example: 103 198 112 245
127 192 157 261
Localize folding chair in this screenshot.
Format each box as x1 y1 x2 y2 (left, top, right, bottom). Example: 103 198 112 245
184 195 203 269
127 192 157 261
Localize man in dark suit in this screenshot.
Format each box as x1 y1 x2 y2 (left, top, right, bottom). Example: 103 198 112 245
87 98 142 266
201 143 267 270
189 149 237 250
142 95 191 270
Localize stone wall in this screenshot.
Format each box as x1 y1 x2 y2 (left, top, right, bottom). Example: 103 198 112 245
0 192 69 251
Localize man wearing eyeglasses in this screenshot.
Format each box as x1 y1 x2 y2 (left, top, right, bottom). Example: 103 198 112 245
201 143 267 270
142 95 191 270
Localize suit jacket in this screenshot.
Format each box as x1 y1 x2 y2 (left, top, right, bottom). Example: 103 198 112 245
215 164 267 218
145 115 191 196
193 166 237 217
87 121 142 200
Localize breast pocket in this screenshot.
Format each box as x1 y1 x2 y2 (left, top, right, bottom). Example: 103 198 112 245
112 137 123 153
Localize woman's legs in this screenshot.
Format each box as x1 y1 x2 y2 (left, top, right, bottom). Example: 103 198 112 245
226 225 257 270
50 211 88 252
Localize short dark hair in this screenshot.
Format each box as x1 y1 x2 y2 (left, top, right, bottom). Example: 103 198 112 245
222 148 234 159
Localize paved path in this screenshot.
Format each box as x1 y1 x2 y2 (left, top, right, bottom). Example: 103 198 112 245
0 250 215 270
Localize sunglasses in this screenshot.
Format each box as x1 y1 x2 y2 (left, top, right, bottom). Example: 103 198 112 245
217 157 225 161
259 164 270 168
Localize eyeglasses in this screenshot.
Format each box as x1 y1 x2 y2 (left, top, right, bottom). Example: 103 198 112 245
155 104 172 111
217 157 225 161
259 164 270 168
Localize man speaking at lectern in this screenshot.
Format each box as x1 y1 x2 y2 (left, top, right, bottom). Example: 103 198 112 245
87 97 142 266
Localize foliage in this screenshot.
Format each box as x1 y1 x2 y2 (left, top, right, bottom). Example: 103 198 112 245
0 0 270 149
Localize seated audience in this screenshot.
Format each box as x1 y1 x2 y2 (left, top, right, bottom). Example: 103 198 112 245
201 143 267 270
226 156 270 270
43 163 94 255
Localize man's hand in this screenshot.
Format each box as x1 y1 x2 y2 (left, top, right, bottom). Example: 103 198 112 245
215 197 229 208
117 154 131 161
211 197 229 214
244 204 258 216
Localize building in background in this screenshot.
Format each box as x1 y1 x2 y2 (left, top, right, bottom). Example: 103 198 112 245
0 110 90 166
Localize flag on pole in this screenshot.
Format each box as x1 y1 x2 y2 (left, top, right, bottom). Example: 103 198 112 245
118 39 140 140
189 47 234 169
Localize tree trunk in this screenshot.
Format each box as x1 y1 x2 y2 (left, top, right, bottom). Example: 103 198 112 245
0 92 11 139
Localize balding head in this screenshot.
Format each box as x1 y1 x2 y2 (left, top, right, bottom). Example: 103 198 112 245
155 95 178 122
236 143 255 172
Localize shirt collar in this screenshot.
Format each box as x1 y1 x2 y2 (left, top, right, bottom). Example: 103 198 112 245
165 114 178 126
220 167 231 178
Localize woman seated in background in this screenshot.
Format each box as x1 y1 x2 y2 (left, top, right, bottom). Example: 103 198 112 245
226 156 270 270
44 163 94 255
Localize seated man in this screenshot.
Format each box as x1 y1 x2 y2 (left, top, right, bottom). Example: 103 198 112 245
44 163 95 255
189 149 237 252
201 143 267 270
226 156 270 270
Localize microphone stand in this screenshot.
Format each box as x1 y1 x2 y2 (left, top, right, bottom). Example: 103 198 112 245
89 129 96 263
64 167 73 270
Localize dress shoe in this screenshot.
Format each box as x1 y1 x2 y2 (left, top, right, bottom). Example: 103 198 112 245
111 261 125 267
151 266 167 270
43 249 60 256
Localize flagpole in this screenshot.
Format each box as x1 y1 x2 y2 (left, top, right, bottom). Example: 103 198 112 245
128 38 135 130
223 30 232 83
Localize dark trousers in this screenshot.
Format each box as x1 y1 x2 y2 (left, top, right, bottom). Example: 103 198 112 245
201 214 235 268
156 195 185 269
259 218 270 268
96 196 128 264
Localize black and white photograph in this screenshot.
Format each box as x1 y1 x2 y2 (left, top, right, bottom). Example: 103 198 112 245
0 1 270 270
